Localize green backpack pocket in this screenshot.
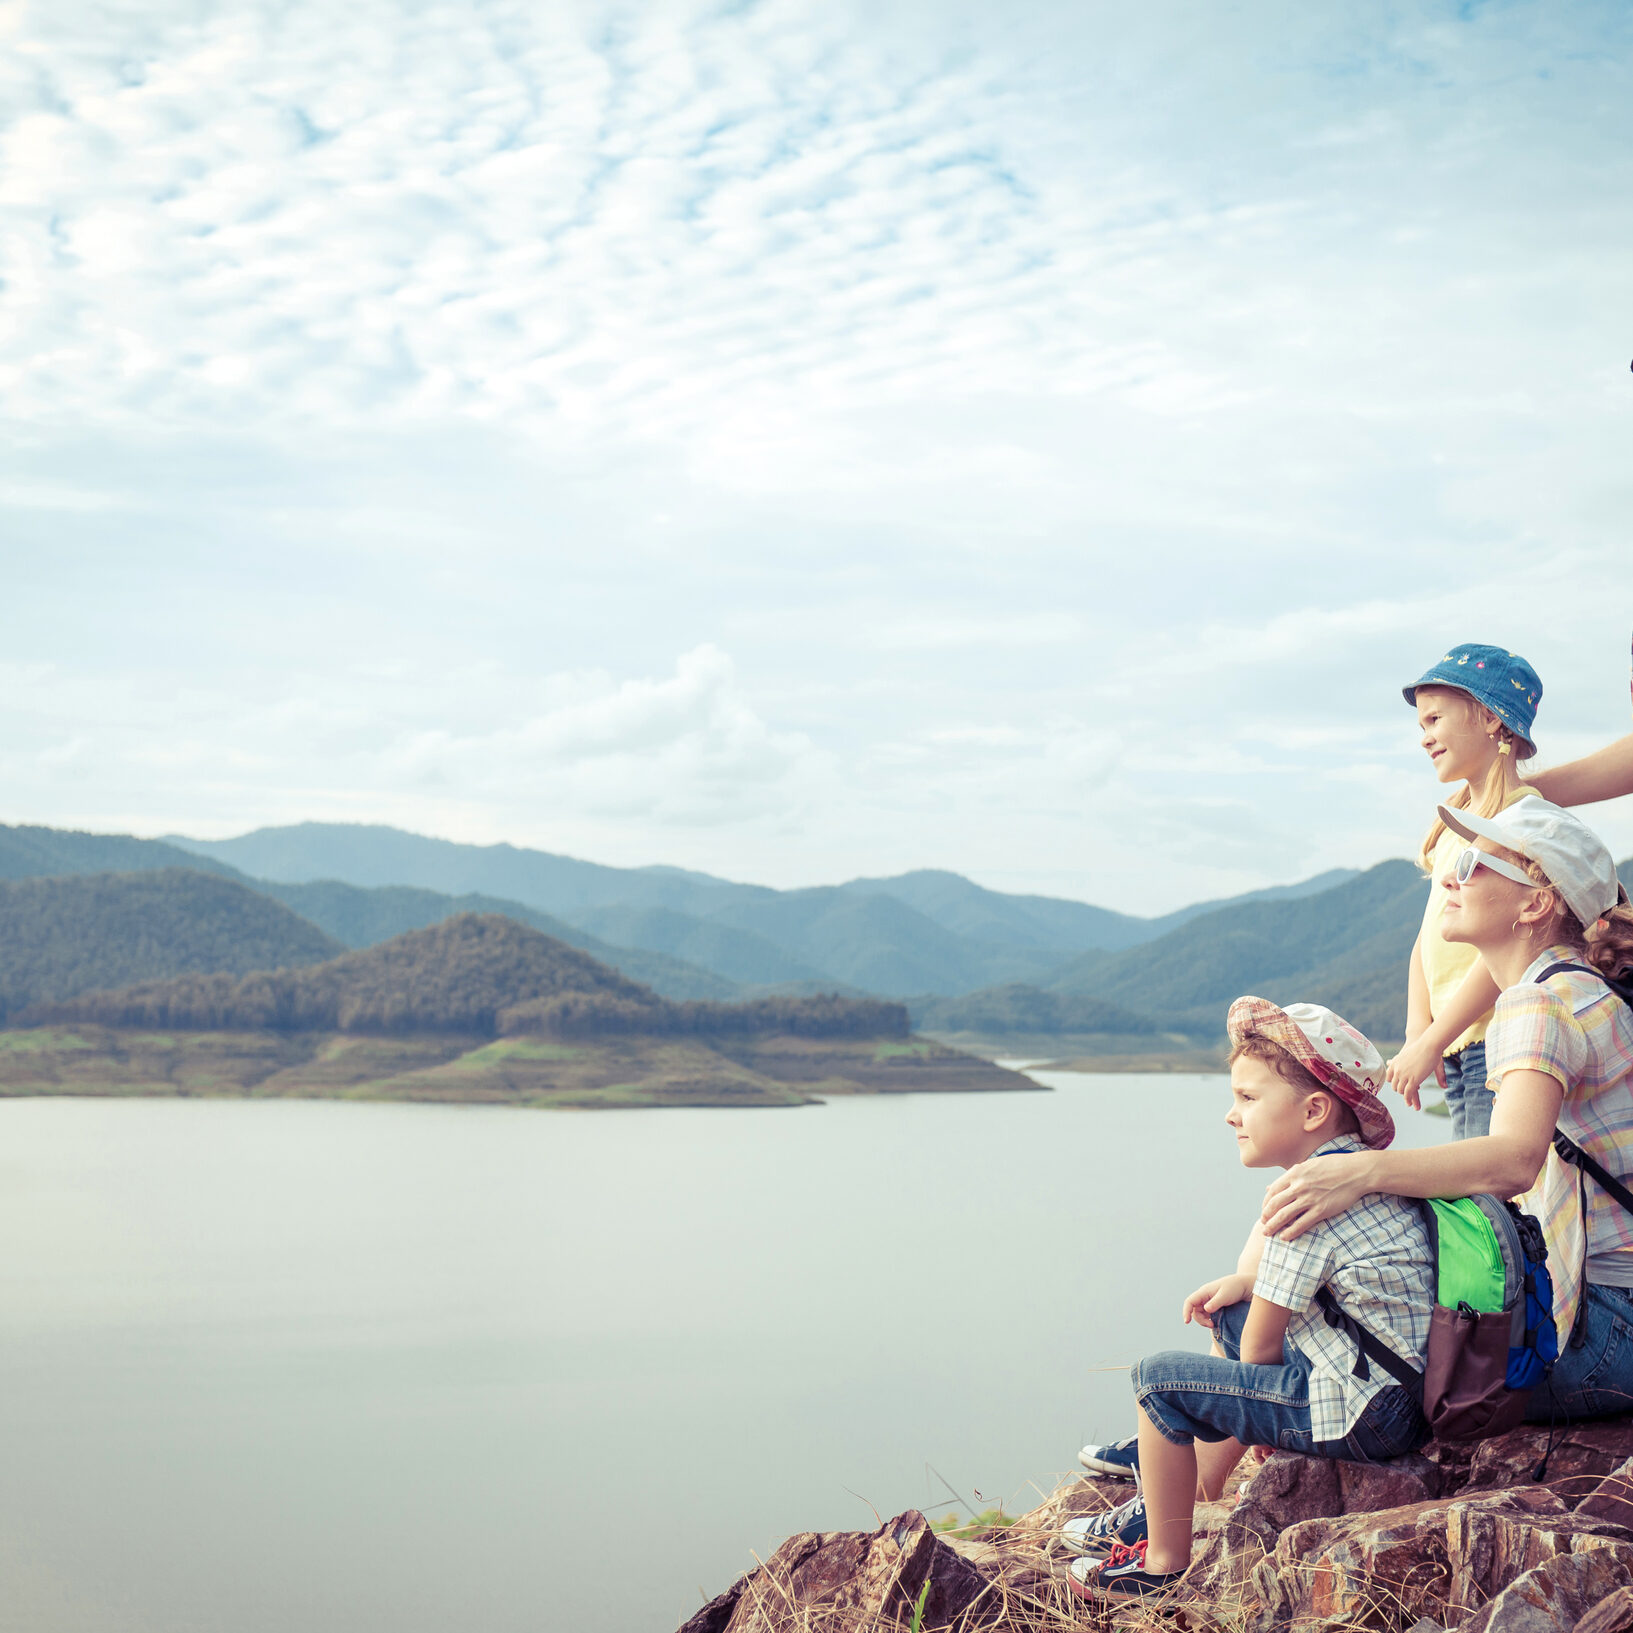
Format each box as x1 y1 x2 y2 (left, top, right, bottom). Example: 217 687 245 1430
1427 1197 1509 1315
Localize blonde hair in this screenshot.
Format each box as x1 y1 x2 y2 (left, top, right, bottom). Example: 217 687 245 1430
1227 1036 1362 1136
1417 689 1533 873
1508 853 1633 979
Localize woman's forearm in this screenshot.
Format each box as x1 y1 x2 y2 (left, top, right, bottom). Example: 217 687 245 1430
1361 1132 1543 1202
1529 733 1633 808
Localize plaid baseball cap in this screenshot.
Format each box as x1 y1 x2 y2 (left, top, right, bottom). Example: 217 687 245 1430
1403 643 1542 756
1226 996 1395 1151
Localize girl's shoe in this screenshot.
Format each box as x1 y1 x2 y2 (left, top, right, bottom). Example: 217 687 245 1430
1066 1541 1185 1600
1060 1494 1146 1556
1077 1437 1140 1480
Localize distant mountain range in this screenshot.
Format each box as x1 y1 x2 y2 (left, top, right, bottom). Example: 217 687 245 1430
4 819 1626 1048
919 860 1429 1043
164 821 1359 998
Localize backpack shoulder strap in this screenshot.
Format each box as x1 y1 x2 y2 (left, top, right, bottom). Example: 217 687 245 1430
1535 960 1600 986
1554 1129 1633 1222
1535 960 1633 1007
1313 1287 1424 1396
1532 964 1633 1222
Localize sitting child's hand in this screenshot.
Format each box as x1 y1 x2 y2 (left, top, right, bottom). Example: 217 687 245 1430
1384 1036 1447 1111
1181 1272 1254 1328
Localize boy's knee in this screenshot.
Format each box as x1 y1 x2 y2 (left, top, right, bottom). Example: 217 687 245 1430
1131 1349 1188 1394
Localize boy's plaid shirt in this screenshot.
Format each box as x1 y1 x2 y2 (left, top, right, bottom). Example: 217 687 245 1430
1255 1139 1434 1442
1487 948 1633 1339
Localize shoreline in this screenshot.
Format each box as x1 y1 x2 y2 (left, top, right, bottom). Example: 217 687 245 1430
0 1023 1036 1110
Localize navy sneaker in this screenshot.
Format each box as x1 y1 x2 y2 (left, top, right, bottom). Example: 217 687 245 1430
1066 1540 1185 1600
1077 1436 1140 1480
1060 1493 1146 1557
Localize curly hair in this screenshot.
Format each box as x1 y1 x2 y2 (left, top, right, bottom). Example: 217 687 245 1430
1510 853 1633 978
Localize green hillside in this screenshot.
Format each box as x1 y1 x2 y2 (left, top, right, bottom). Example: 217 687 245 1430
0 824 241 882
168 820 1361 996
0 870 341 1025
31 912 905 1043
837 866 1359 954
911 986 1164 1037
258 879 740 1001
31 912 648 1035
562 903 828 987
1043 859 1427 1035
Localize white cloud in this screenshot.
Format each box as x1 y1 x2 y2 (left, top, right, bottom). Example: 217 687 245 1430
2 1 1631 911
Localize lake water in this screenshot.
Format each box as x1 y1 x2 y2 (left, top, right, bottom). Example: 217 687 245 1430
0 1074 1447 1633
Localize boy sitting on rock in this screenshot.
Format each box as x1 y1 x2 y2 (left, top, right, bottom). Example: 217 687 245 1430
1067 997 1435 1600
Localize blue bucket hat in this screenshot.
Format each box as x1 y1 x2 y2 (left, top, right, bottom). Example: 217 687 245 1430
1402 643 1542 757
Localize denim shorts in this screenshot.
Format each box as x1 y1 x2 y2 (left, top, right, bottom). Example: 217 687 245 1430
1443 1040 1492 1140
1133 1300 1427 1462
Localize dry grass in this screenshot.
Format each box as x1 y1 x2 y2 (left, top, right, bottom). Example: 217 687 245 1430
701 1467 1456 1633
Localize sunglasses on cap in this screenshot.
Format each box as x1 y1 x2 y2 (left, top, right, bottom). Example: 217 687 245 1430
1454 845 1537 889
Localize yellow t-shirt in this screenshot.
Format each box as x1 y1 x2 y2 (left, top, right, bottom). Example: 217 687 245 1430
1419 783 1538 1056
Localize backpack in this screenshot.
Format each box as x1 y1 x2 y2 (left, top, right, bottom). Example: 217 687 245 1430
1316 1193 1558 1441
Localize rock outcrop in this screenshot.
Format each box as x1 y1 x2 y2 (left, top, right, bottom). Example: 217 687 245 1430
680 1421 1633 1632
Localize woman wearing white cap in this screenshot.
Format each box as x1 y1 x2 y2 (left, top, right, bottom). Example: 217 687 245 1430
1262 798 1633 1419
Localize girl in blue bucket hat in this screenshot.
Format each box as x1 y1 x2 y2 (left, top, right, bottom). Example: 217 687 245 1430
1384 643 1544 1138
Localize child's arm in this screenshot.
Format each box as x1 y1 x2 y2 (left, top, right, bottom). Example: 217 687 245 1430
1386 962 1501 1107
1404 932 1431 1045
1181 1223 1266 1328
1385 935 1442 1111
1237 1295 1294 1366
1528 732 1633 808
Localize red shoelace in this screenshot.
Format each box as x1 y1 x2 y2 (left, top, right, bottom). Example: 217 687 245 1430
1099 1539 1148 1573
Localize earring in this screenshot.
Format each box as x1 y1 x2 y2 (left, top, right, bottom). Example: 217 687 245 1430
1498 740 1512 756
1511 919 1533 939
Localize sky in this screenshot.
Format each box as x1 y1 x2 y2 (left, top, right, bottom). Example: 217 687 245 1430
2 0 1631 914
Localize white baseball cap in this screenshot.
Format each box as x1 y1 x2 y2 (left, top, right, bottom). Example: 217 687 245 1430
1436 797 1625 927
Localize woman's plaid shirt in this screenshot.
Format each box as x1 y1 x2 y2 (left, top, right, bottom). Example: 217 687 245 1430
1487 947 1633 1339
1255 1138 1435 1443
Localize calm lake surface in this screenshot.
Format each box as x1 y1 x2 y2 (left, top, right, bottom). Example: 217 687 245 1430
0 1074 1447 1633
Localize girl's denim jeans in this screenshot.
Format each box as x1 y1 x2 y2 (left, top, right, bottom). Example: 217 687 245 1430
1443 1040 1492 1140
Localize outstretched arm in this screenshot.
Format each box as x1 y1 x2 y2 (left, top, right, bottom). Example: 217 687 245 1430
1260 1068 1562 1241
1528 733 1633 808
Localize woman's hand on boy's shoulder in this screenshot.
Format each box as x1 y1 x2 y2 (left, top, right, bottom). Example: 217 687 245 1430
1261 1152 1375 1242
1181 1272 1254 1327
1385 1036 1446 1109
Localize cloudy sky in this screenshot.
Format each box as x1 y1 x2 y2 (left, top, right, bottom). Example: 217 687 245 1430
3 0 1630 913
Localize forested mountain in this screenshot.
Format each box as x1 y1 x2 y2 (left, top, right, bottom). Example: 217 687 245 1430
33 913 646 1034
33 912 905 1042
534 903 825 987
0 824 240 882
18 821 1624 1044
930 861 1429 1043
910 986 1165 1037
0 870 341 1024
257 880 739 1000
168 821 1357 995
837 867 1359 954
